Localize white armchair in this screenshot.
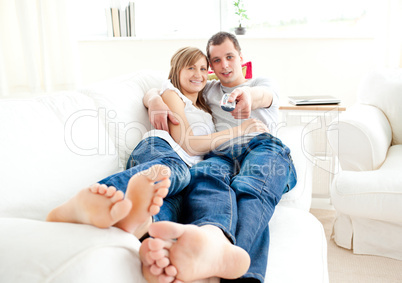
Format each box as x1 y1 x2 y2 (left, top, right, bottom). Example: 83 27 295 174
327 68 402 260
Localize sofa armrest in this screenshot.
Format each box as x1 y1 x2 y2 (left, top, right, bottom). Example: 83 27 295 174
327 104 392 171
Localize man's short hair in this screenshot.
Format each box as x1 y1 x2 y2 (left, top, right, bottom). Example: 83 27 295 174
206 32 242 60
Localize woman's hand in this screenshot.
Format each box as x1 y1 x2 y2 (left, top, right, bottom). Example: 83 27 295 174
239 118 269 135
148 95 179 133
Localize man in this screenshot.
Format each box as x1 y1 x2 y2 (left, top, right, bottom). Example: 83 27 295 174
141 32 297 283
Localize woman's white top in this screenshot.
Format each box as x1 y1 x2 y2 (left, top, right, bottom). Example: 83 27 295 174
143 80 215 167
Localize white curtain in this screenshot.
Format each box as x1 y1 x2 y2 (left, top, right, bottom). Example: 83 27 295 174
0 0 78 97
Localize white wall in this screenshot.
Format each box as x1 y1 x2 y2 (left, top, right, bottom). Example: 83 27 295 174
78 36 383 107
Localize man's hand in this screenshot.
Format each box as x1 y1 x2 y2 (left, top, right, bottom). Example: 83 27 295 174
227 86 274 119
227 87 252 119
148 95 179 133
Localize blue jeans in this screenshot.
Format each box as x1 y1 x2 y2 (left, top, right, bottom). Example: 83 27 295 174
98 137 190 223
180 133 297 283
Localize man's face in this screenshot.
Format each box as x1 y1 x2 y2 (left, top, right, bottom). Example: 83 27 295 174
208 39 246 88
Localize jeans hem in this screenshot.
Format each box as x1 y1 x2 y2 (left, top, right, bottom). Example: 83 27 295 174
241 271 265 283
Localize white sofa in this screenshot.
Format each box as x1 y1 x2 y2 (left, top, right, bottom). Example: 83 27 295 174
0 71 328 283
327 68 402 260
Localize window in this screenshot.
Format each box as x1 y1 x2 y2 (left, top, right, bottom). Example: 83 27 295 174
222 0 377 37
70 0 379 39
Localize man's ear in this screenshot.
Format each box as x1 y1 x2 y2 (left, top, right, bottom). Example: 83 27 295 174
239 52 244 64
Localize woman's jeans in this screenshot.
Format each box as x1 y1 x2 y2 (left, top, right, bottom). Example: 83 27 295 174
98 137 190 223
180 133 297 283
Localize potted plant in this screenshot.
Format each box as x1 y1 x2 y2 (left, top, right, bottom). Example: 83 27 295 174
233 0 249 35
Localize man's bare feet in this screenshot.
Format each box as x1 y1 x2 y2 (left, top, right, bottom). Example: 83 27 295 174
46 184 132 228
114 164 171 235
146 222 251 283
140 238 220 283
140 238 176 283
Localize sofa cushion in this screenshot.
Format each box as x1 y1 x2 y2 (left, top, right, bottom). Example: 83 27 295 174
267 206 328 282
331 144 402 223
0 218 144 283
81 70 166 167
358 68 402 145
0 92 121 220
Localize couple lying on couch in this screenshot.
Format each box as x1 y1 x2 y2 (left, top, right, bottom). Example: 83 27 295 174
47 32 297 283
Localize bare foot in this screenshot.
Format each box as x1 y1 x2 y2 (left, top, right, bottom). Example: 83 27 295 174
114 164 171 235
147 222 251 282
140 238 221 283
140 238 176 283
46 184 132 228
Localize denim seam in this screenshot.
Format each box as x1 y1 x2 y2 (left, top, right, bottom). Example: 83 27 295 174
259 152 281 224
229 184 234 233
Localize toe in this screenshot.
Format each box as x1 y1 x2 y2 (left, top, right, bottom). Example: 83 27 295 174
150 264 163 276
98 184 107 194
159 273 175 283
156 187 169 198
149 238 172 250
150 249 169 261
164 265 178 277
105 186 117 197
149 205 161 216
149 222 186 240
89 183 100 193
155 179 171 191
111 190 125 203
156 257 170 268
153 196 164 206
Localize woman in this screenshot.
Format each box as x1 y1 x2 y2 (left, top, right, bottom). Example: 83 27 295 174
46 47 267 239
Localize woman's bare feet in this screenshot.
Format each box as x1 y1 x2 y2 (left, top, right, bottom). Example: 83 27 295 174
145 222 251 283
46 184 132 228
114 164 171 236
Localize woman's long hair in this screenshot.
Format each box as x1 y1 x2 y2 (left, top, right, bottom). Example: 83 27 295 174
168 47 212 115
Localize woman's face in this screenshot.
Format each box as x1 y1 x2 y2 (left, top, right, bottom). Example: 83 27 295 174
179 57 208 96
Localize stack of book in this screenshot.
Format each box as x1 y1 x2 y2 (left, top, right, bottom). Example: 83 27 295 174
105 1 135 37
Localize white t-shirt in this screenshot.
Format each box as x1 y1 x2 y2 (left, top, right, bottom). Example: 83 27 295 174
143 80 215 167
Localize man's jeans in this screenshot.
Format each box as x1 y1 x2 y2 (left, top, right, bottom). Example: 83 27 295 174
181 133 297 283
98 137 190 223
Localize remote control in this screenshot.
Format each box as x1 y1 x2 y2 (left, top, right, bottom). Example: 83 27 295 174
220 93 236 112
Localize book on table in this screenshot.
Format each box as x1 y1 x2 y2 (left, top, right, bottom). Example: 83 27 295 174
288 95 341 105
